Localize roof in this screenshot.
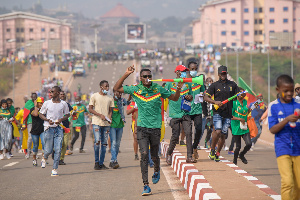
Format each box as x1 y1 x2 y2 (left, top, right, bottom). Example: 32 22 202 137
0 12 71 26
100 3 138 19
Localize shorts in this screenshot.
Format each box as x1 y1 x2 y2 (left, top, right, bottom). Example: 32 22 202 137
213 114 231 135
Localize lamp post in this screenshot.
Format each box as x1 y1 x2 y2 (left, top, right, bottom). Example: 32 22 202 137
91 24 101 53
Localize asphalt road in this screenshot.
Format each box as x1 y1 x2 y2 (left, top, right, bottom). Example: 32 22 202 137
0 59 281 199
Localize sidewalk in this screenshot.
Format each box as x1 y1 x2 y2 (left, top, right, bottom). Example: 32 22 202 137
161 140 278 200
5 64 72 108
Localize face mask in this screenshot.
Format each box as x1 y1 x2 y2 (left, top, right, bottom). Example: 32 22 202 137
180 72 187 78
102 89 109 95
114 95 119 100
75 101 80 105
190 71 197 77
1 107 6 110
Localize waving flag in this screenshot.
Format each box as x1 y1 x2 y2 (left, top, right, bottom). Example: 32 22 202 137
22 100 34 126
238 77 257 106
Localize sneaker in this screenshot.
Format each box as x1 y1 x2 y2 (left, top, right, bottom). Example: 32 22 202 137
100 164 109 170
94 162 101 170
51 169 59 176
224 146 229 151
228 151 234 155
59 160 66 165
112 161 120 169
214 152 220 162
109 162 113 168
9 152 13 157
79 150 86 153
152 171 160 184
5 152 11 159
134 154 139 160
142 185 152 196
197 145 201 150
208 150 215 160
25 153 29 159
41 159 46 168
0 154 4 160
70 145 73 151
180 140 186 146
239 154 248 164
186 158 197 163
33 159 37 167
193 149 199 160
67 150 73 155
166 155 172 165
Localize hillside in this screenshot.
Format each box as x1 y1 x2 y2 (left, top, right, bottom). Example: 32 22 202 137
219 50 300 102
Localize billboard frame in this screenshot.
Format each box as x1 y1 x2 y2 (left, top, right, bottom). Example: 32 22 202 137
125 23 146 44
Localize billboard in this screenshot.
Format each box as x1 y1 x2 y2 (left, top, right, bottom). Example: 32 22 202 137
125 24 146 44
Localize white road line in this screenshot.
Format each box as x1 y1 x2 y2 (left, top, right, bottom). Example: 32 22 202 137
114 68 116 71
93 72 96 75
91 82 94 85
112 76 115 79
3 162 19 168
89 87 91 91
113 71 116 75
92 77 95 80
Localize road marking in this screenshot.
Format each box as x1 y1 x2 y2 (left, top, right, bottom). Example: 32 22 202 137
89 87 91 91
91 82 94 85
258 138 274 147
112 76 115 79
3 162 19 168
93 72 96 75
113 71 115 75
114 68 116 71
92 77 95 80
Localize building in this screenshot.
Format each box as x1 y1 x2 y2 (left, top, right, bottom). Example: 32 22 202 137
193 0 300 48
99 3 139 25
0 12 72 57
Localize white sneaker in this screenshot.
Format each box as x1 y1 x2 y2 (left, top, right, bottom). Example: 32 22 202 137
5 152 11 159
25 154 29 159
0 154 4 160
51 169 59 176
224 146 229 151
18 149 23 153
41 159 46 168
33 159 37 166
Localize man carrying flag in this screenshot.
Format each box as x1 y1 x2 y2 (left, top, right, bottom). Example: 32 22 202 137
22 93 37 158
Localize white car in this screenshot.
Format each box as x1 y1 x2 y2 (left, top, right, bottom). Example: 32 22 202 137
73 64 85 76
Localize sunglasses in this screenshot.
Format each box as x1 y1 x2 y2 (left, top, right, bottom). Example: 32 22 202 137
142 75 152 79
50 90 55 93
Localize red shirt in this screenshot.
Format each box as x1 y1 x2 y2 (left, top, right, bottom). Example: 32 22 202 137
127 101 138 122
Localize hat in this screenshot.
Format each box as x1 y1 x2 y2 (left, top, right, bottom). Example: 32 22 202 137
257 93 262 97
218 65 227 74
174 65 189 73
36 97 44 103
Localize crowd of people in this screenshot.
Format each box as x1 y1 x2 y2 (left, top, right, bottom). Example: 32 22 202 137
0 58 299 199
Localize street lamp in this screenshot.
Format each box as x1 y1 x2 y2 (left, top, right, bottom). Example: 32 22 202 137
91 24 101 53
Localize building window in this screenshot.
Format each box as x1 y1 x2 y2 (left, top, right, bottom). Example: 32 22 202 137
244 31 249 35
29 38 34 41
269 30 275 33
20 28 24 32
244 8 249 13
41 38 45 41
244 42 249 46
283 19 288 23
231 8 236 12
232 42 236 46
21 38 24 42
221 8 226 13
221 20 226 24
270 19 275 24
254 30 258 35
259 30 263 35
221 43 226 47
270 7 275 12
16 28 19 33
244 19 249 24
221 31 226 36
231 31 236 35
6 28 10 32
231 20 236 24
254 7 258 13
50 28 55 32
254 19 258 24
283 30 288 32
283 7 288 11
259 7 263 13
259 19 263 24
29 28 34 32
16 38 20 42
294 18 296 22
41 28 45 32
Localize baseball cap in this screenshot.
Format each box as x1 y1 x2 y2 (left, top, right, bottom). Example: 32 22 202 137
218 65 227 74
174 65 189 73
36 97 44 103
257 93 262 97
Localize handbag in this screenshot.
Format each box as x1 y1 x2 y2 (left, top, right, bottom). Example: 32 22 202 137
247 116 258 138
240 121 248 130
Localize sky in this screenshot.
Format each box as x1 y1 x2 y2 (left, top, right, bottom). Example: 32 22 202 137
2 0 206 20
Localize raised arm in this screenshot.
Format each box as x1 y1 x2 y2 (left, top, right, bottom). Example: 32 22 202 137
168 82 183 101
113 65 135 93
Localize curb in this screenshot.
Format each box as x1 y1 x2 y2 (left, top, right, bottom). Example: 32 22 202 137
202 149 281 200
161 142 221 200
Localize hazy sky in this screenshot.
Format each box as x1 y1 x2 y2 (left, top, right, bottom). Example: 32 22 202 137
2 0 206 20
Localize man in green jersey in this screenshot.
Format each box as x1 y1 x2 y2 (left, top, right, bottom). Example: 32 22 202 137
70 96 88 153
114 66 182 196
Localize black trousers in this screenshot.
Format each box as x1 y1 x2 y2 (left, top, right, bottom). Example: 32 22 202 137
233 132 252 160
71 125 87 150
167 115 193 158
136 126 161 185
190 114 203 149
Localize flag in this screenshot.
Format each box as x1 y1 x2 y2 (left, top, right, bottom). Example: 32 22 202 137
238 77 257 106
22 100 34 125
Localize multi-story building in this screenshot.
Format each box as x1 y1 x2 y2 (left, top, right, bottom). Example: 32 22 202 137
193 0 300 48
0 12 72 57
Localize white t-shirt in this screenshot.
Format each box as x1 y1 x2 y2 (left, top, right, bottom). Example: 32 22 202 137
39 99 70 129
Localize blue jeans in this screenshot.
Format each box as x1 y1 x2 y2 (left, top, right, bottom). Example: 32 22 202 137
251 121 262 144
109 127 123 162
93 125 110 165
213 114 231 134
32 133 45 155
44 127 63 169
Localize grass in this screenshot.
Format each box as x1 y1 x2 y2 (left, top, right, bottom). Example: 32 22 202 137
219 50 300 102
0 63 27 98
